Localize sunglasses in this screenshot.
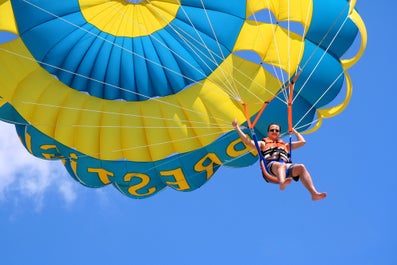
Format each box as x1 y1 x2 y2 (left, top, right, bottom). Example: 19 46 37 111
269 129 280 133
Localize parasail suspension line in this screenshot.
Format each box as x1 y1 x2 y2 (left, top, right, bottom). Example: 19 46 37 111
240 70 300 183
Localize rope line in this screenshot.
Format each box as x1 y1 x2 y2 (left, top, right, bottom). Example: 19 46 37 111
0 0 358 168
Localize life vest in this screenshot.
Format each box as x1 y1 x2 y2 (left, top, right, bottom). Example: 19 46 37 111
261 137 290 163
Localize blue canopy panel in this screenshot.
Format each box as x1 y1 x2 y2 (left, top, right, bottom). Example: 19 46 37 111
11 0 246 101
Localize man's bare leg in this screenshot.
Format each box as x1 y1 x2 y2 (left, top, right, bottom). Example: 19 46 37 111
292 164 327 200
272 163 292 190
280 178 292 190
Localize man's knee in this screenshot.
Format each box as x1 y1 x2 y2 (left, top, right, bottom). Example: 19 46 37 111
293 164 306 174
273 163 287 174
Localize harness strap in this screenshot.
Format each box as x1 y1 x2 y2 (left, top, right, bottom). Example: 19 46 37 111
241 71 301 184
287 72 300 162
251 130 279 183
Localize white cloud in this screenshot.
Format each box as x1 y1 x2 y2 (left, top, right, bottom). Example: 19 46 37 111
0 122 78 209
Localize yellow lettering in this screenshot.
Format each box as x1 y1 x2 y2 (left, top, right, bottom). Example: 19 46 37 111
87 168 114 185
194 153 222 179
124 173 156 197
40 144 59 159
226 137 256 157
25 131 33 154
160 168 190 190
67 153 79 175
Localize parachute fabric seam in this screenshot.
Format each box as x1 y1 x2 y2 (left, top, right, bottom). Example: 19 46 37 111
302 71 352 134
290 2 356 133
162 10 240 99
232 22 285 104
159 98 185 155
293 2 349 76
1 38 264 159
16 69 48 127
106 1 211 86
0 0 18 34
341 9 367 69
79 0 180 37
183 2 250 99
148 1 243 98
295 71 345 132
292 9 350 105
317 71 352 118
139 103 153 161
3 39 235 133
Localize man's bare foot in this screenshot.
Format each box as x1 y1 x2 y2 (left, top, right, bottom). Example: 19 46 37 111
280 178 292 190
312 192 327 201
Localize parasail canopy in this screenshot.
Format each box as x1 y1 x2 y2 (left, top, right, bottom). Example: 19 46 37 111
0 0 367 198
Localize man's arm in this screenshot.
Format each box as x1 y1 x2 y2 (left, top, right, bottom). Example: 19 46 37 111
291 128 306 149
232 119 257 149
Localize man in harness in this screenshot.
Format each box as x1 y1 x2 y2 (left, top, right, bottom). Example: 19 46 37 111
232 120 327 201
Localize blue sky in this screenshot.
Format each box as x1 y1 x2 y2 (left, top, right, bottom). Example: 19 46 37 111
0 1 395 265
